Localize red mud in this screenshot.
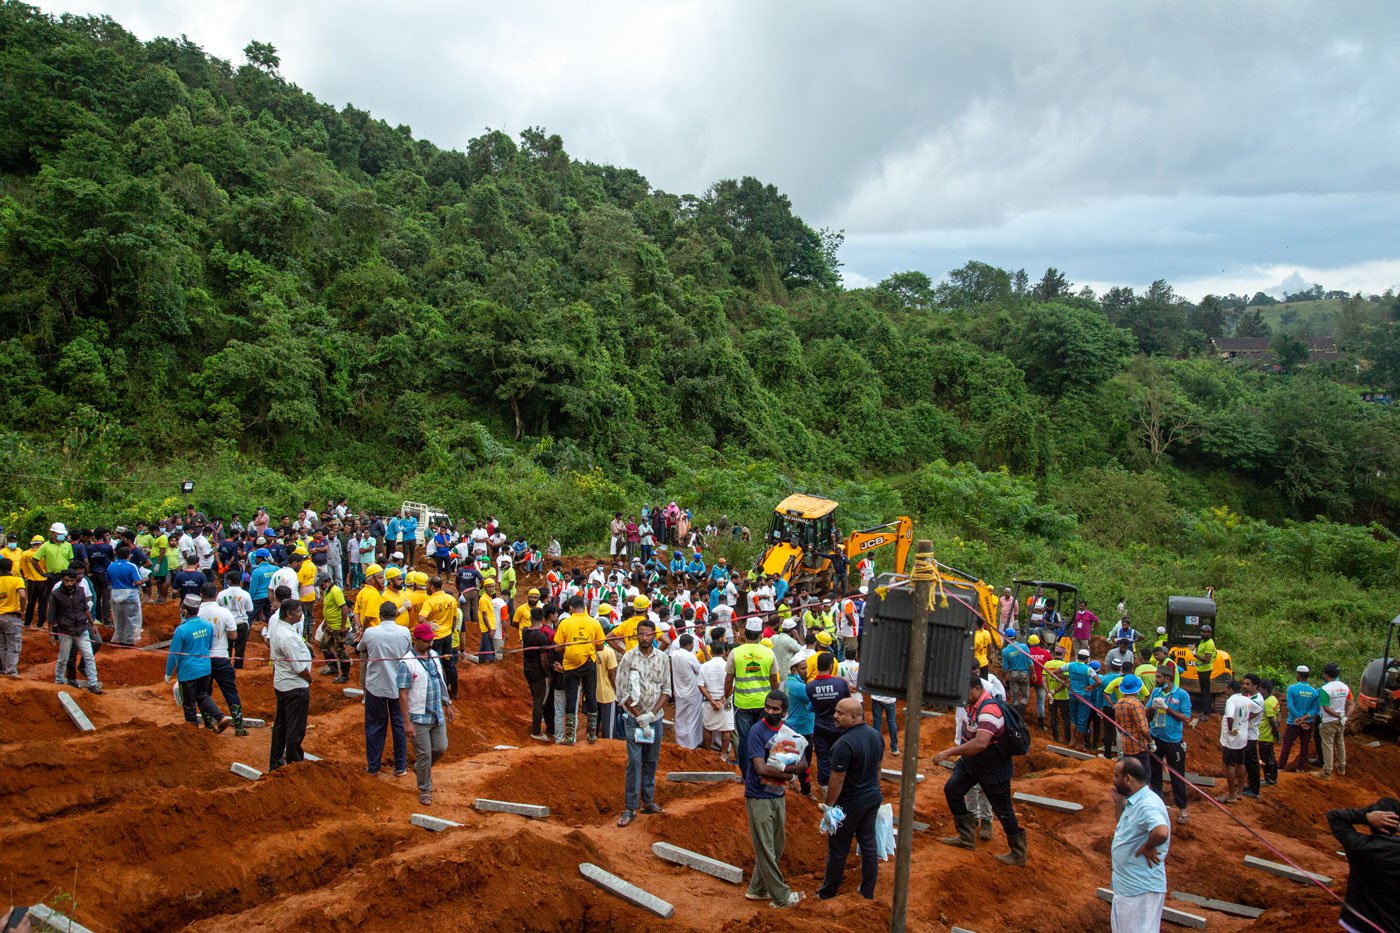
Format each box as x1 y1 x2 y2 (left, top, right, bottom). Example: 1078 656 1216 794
2 572 1397 932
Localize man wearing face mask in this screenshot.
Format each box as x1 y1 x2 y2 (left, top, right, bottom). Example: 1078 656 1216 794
48 568 102 693
36 523 73 629
743 689 805 909
1109 756 1171 933
1327 798 1400 933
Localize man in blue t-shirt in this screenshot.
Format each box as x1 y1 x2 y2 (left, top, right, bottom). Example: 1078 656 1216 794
806 652 853 799
165 593 231 732
817 697 884 900
248 549 277 623
743 689 805 909
1280 665 1320 772
1064 648 1094 750
106 545 144 646
1000 629 1033 714
1147 665 1192 823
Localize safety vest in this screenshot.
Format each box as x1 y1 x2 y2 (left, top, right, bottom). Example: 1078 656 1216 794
731 642 775 709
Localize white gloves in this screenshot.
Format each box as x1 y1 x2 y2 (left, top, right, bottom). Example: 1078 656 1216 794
636 712 656 728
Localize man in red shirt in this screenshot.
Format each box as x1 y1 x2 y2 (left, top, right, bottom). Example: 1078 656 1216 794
1027 634 1052 728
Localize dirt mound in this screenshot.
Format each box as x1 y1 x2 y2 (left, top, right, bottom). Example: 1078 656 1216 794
0 684 85 741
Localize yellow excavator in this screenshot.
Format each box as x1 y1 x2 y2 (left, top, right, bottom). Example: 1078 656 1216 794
756 493 914 591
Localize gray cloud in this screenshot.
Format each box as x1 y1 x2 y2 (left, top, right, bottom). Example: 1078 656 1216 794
48 0 1400 297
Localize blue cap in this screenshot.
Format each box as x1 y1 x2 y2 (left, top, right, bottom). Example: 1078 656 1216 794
1089 660 1101 671
252 548 271 560
1120 675 1143 694
1004 627 1017 639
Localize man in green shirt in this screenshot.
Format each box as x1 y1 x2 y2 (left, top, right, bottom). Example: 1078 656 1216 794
1256 678 1281 785
37 522 73 577
1194 625 1216 717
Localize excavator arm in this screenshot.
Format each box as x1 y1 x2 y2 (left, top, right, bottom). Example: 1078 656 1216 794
843 516 914 575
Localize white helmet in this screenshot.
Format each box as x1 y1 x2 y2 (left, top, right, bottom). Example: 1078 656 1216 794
50 522 68 535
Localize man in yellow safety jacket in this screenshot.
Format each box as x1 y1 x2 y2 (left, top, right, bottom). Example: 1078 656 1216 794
725 617 778 781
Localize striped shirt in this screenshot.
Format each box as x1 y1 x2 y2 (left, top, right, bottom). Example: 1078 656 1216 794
1115 696 1151 756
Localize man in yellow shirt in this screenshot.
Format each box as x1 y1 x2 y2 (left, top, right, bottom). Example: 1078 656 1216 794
973 625 993 676
513 587 541 633
354 564 386 630
405 571 430 626
0 554 28 675
595 632 622 739
477 578 501 662
19 535 47 627
554 594 606 744
382 568 412 628
149 527 173 603
293 551 318 630
1043 646 1071 745
420 574 460 699
319 575 351 683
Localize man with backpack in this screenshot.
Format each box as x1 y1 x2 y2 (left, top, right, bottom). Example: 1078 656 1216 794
932 670 1028 865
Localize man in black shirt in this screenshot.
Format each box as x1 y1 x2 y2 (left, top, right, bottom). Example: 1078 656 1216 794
818 697 884 900
171 556 207 603
1328 799 1400 933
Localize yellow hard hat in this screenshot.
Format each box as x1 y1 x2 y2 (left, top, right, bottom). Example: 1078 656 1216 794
528 587 541 597
633 595 651 609
30 534 44 545
816 631 833 646
293 544 309 556
761 637 773 648
598 603 614 617
384 567 403 582
1028 634 1041 645
364 563 384 578
409 571 429 586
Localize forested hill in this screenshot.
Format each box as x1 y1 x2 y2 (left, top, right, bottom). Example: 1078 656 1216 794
4 2 1400 679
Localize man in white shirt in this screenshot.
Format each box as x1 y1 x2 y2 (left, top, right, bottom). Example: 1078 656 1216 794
1240 674 1266 799
199 582 246 735
270 565 299 617
712 602 736 641
1219 680 1250 803
724 579 738 608
268 599 312 769
192 527 214 576
1317 663 1354 778
699 641 734 762
359 602 413 776
216 573 255 670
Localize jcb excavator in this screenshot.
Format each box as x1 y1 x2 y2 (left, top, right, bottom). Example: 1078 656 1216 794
756 494 912 591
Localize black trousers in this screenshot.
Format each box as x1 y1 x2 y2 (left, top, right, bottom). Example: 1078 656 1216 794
90 573 111 624
818 801 880 899
1259 739 1278 783
1151 738 1189 809
945 758 1020 837
563 659 598 716
179 674 224 724
232 623 250 670
433 635 458 697
270 686 310 769
210 658 241 710
527 674 549 734
1244 738 1260 793
1197 672 1212 716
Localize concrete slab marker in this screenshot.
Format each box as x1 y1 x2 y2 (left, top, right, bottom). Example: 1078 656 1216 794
897 819 930 832
1243 855 1331 885
1047 744 1096 761
303 753 321 762
230 762 262 781
951 928 978 933
1096 888 1206 928
1185 773 1218 787
57 692 96 732
343 687 364 698
141 638 172 651
666 771 738 783
880 768 925 783
1171 892 1263 919
937 759 955 770
492 744 519 750
474 798 550 819
652 841 744 883
29 903 98 933
920 709 945 718
241 717 267 728
411 813 463 832
1013 792 1083 813
579 862 675 919
1367 740 1381 748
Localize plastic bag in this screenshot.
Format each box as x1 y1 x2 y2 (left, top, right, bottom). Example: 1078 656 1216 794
763 723 808 783
172 679 183 708
874 803 896 860
819 804 846 835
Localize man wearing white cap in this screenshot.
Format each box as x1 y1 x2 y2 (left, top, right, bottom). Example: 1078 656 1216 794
1279 665 1320 773
726 617 778 780
771 616 802 676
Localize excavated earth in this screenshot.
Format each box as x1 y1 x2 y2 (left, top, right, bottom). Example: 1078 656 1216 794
2 563 1397 932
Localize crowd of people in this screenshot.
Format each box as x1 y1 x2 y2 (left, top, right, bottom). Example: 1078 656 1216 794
0 499 1393 929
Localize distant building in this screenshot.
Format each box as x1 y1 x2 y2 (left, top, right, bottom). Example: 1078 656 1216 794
1211 336 1342 364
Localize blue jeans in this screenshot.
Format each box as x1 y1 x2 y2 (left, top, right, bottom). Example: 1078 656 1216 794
871 700 898 751
54 632 98 686
365 694 407 773
623 714 664 811
1070 694 1092 730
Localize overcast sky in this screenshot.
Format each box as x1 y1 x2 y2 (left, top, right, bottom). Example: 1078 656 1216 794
50 0 1400 299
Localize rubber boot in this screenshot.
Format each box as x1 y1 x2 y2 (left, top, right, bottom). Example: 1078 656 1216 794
200 711 218 732
939 813 978 850
586 713 599 744
979 818 994 841
563 714 577 746
995 829 1028 866
231 704 248 737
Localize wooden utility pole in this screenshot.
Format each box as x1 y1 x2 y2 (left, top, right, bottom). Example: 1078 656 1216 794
890 538 934 933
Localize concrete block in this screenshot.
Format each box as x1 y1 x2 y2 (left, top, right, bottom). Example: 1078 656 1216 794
57 692 96 732
29 903 98 933
230 762 262 781
938 759 955 770
1171 891 1263 919
897 819 930 832
1047 744 1096 761
1185 773 1218 787
1366 740 1381 748
920 709 945 718
411 813 463 832
492 744 519 750
1242 855 1331 885
652 841 744 883
241 717 267 728
1096 888 1205 928
880 768 925 782
343 687 364 698
141 639 172 651
666 771 738 783
1013 792 1083 813
474 798 550 819
303 753 321 762
579 862 675 919
951 928 977 933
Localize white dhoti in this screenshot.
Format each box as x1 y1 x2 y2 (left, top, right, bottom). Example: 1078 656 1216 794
703 698 734 733
670 649 705 749
1110 891 1165 933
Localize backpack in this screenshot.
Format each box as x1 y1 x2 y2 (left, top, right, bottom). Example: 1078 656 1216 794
989 697 1031 758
